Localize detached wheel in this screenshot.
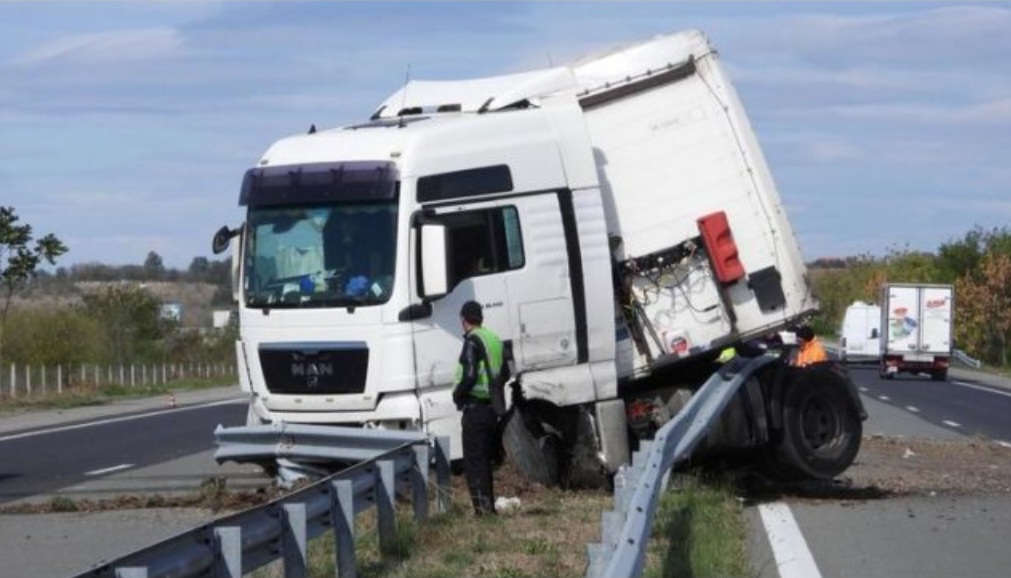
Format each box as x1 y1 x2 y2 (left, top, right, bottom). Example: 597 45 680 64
502 406 561 486
767 365 863 481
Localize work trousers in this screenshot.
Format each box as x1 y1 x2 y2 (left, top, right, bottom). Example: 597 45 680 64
461 401 498 515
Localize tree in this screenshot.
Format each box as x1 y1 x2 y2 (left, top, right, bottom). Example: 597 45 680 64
188 256 211 281
78 284 168 364
0 206 68 364
143 251 166 280
955 252 1011 367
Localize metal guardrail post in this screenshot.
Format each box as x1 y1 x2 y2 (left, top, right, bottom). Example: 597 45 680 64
412 444 430 522
213 526 242 578
330 479 357 578
434 435 452 513
282 503 309 578
376 459 397 556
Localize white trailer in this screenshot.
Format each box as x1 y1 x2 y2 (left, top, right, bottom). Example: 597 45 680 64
879 283 954 381
213 29 863 484
840 301 881 364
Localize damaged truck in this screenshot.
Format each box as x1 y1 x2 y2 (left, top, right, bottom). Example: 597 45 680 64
212 29 865 486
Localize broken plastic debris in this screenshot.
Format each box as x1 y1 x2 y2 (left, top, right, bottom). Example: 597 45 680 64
495 496 521 513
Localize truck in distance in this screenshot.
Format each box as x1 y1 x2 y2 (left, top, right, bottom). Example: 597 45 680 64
879 283 954 381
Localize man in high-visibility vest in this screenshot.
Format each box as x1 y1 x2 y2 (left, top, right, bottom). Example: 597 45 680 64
452 300 504 515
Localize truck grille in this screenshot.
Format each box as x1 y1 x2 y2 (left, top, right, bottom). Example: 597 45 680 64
259 345 369 395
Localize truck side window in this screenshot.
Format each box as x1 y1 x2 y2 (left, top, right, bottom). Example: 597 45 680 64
438 206 524 288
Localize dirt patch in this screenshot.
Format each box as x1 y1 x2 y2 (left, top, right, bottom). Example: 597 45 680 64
844 435 1011 495
741 435 1011 501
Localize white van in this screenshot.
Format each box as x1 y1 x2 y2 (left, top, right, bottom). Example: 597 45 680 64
840 301 882 364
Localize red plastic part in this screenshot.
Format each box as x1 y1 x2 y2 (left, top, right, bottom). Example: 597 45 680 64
697 211 745 283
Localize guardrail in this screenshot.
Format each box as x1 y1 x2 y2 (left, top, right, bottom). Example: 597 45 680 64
585 354 777 578
71 425 451 578
953 348 982 369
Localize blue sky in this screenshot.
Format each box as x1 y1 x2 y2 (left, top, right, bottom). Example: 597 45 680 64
2 1 1009 270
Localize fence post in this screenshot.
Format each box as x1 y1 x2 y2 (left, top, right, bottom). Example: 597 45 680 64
10 363 15 398
26 365 31 397
131 364 136 387
42 365 47 397
58 364 63 395
94 364 99 387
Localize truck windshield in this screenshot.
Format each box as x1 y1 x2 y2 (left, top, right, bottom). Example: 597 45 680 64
243 202 398 308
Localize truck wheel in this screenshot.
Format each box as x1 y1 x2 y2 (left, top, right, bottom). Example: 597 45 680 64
502 406 561 486
768 366 862 481
931 369 948 381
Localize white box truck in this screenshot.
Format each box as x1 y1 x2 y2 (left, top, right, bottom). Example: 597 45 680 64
840 301 882 364
879 283 954 381
213 29 864 484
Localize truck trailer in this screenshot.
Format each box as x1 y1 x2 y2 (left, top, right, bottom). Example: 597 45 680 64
879 283 954 381
213 29 864 485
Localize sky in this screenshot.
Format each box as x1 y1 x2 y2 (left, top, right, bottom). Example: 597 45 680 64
1 1 1009 270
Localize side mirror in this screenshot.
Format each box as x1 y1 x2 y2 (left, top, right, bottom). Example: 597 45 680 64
212 225 237 254
420 223 448 299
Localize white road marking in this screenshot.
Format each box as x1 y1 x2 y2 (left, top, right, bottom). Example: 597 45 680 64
0 397 244 443
905 405 920 413
951 380 1011 399
759 502 823 578
859 387 869 393
942 420 961 428
878 395 891 401
85 464 133 476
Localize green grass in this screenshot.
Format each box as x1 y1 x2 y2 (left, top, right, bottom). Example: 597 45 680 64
0 376 235 413
645 472 751 578
250 466 751 578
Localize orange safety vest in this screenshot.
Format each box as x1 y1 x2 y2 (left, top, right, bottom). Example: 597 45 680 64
794 337 828 367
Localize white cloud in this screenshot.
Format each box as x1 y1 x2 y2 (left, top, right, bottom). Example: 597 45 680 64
9 28 185 67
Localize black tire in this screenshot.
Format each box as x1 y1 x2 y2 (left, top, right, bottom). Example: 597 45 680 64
501 406 561 486
931 369 948 381
767 365 863 481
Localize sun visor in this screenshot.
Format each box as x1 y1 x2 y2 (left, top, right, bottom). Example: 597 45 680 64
372 67 577 118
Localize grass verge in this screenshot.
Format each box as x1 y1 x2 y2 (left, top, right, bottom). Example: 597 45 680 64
646 472 751 578
0 376 235 412
254 465 750 578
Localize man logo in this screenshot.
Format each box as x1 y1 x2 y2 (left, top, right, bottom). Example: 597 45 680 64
291 359 334 388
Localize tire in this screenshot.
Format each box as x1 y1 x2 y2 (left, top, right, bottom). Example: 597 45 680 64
501 406 561 486
931 369 948 381
767 365 863 481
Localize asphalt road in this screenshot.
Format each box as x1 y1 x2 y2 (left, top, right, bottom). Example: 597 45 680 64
849 364 1011 441
0 400 247 504
748 365 1011 578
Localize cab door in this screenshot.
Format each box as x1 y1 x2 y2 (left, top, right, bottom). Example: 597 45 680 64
411 195 576 452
